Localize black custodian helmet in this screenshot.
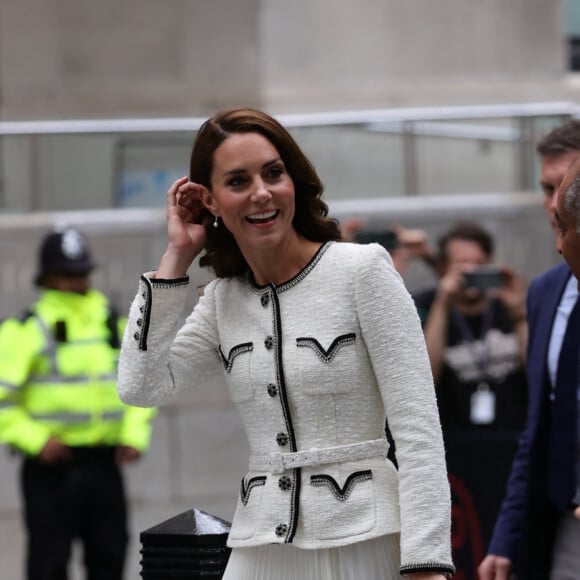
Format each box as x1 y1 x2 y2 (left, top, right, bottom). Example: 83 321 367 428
34 227 96 286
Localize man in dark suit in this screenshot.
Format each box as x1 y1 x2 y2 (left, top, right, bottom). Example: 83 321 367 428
478 120 580 578
555 157 580 289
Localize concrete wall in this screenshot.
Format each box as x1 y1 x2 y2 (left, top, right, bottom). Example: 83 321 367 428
0 0 571 121
261 0 566 109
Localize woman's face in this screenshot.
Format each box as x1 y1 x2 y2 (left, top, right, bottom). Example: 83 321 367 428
203 132 297 255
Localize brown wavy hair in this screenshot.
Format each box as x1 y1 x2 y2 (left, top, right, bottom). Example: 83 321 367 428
188 108 342 278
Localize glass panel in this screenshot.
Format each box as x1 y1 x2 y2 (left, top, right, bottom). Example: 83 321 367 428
114 134 192 208
565 0 580 36
414 117 518 195
289 125 405 201
1 134 118 212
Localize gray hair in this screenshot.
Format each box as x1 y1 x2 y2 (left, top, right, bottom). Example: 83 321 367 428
563 176 580 233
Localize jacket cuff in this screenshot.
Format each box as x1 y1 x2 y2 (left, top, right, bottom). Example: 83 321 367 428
400 563 456 577
134 274 190 352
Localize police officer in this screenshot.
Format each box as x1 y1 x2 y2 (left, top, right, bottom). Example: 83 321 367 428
0 227 155 580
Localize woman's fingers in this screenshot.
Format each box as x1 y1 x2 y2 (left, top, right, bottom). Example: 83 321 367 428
166 176 190 214
167 176 189 199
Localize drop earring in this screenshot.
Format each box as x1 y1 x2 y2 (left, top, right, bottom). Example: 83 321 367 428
213 215 219 228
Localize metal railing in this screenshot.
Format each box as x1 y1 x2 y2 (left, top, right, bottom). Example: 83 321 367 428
1 101 577 134
0 101 577 212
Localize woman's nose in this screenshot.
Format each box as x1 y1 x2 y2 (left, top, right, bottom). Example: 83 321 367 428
251 179 272 201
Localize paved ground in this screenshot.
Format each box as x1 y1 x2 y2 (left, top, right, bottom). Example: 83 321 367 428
0 470 237 579
0 388 247 580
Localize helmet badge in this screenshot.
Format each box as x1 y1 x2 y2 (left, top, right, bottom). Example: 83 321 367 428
61 229 86 260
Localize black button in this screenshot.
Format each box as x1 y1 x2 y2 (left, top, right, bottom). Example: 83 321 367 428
136 319 143 327
276 432 288 446
267 383 278 397
133 332 140 340
278 476 292 491
141 292 146 298
261 293 270 307
264 336 274 349
139 306 144 313
275 523 288 537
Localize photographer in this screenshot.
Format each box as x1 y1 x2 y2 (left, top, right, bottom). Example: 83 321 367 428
414 222 528 430
413 222 528 575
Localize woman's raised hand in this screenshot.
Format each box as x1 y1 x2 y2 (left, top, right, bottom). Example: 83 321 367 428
156 176 210 279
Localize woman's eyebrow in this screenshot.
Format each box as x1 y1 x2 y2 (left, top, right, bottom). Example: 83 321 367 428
222 168 246 178
222 157 281 178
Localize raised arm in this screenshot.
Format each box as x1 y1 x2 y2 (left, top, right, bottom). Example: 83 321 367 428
117 177 222 408
423 270 464 382
156 176 209 279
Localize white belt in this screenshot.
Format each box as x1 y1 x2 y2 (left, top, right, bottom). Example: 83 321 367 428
248 439 389 475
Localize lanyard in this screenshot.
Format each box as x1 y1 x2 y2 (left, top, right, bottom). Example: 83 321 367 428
450 303 495 384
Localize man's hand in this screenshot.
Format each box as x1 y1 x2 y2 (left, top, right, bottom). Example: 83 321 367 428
493 268 527 323
38 437 71 464
435 270 466 308
478 554 513 580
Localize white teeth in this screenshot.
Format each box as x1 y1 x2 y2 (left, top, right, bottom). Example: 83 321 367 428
248 210 277 219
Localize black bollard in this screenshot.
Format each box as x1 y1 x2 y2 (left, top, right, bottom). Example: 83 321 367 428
140 508 232 579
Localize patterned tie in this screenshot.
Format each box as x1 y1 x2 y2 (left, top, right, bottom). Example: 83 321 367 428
547 296 580 512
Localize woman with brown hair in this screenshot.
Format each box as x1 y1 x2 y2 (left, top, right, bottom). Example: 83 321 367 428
118 108 454 579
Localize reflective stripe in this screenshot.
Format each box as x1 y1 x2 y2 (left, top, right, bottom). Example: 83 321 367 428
42 337 108 349
0 400 16 410
28 373 117 385
33 316 59 375
31 314 118 386
0 380 18 392
29 410 125 423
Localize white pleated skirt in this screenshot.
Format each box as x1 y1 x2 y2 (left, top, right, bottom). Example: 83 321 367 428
222 534 401 580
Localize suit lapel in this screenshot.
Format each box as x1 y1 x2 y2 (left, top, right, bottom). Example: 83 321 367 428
526 264 571 425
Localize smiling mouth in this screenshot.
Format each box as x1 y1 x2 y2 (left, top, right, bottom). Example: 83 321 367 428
246 210 279 224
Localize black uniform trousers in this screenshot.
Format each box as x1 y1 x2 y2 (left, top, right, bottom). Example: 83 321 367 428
20 447 128 580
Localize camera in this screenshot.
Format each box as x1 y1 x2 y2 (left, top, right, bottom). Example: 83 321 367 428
463 266 503 291
353 229 400 251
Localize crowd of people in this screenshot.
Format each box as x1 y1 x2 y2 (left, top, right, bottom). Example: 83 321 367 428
0 111 579 579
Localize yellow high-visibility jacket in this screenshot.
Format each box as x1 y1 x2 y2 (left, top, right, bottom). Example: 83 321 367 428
0 288 155 456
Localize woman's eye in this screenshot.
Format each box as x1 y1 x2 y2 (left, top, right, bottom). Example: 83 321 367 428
227 176 246 187
266 166 284 180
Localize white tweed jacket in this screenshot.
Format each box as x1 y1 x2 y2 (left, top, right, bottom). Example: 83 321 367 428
118 241 454 576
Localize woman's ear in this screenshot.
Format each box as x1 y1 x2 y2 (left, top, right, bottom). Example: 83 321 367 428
198 187 217 215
